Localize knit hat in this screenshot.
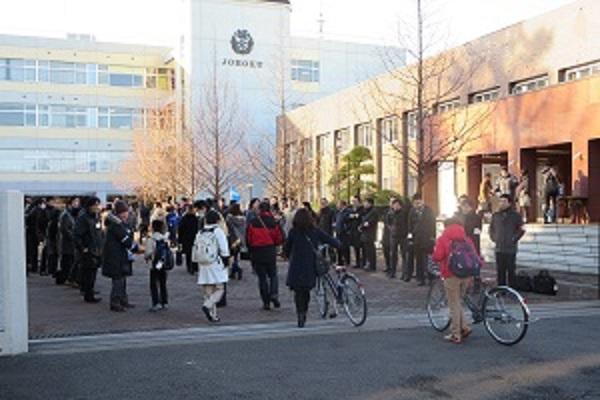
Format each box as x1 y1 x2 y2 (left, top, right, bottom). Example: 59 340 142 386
114 200 129 215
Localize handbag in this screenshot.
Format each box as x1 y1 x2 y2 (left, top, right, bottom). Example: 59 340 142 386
305 234 330 277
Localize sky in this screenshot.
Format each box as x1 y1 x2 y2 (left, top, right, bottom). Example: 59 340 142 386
0 0 576 49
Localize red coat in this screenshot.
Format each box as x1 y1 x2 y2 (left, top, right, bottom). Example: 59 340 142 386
432 224 483 279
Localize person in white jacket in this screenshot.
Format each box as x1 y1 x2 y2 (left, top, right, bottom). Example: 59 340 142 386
193 210 230 322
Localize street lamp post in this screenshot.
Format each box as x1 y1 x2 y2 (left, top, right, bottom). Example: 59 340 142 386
246 183 254 207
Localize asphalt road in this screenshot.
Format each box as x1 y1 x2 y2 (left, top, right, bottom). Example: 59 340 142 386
2 312 600 400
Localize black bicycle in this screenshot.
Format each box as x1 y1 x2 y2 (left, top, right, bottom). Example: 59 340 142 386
426 263 530 345
313 246 367 327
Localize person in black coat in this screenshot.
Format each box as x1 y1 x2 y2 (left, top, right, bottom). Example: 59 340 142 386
285 208 340 328
56 197 80 285
384 198 409 279
25 199 44 273
360 198 379 271
73 197 104 303
178 205 199 274
45 203 62 278
334 200 352 266
317 197 336 262
102 200 138 312
348 196 364 269
406 193 436 286
453 198 482 254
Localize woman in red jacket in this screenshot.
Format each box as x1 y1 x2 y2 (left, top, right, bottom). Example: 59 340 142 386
432 218 482 344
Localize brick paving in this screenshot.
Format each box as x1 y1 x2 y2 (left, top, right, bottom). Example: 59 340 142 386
27 256 598 339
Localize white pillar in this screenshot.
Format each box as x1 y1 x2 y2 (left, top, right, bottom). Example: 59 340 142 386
0 191 28 355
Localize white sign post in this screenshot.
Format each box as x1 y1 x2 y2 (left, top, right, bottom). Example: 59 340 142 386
0 191 28 355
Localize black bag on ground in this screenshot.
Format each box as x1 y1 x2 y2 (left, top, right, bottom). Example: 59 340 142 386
514 271 533 292
532 269 559 296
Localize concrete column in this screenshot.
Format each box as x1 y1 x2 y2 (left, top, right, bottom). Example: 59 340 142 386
0 191 28 355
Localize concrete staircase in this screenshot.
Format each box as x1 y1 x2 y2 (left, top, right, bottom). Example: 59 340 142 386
481 224 599 274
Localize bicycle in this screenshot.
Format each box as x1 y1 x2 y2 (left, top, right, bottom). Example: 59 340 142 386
426 262 530 345
313 245 368 327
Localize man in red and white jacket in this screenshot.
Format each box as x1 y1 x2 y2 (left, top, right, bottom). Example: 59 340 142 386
246 201 284 310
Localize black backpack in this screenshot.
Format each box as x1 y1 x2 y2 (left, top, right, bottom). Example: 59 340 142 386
532 270 558 296
153 239 174 271
514 271 533 292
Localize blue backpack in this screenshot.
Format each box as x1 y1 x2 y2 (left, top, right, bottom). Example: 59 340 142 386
449 240 481 278
153 239 175 271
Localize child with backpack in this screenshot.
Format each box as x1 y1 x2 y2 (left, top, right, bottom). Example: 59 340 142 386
144 220 173 312
192 210 230 323
432 218 483 344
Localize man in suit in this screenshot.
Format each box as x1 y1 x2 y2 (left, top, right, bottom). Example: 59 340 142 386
406 193 436 286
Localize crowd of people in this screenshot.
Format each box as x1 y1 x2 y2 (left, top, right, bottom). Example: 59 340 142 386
478 165 563 224
24 184 528 334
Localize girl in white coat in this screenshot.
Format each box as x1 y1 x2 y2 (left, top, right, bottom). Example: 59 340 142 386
194 210 230 322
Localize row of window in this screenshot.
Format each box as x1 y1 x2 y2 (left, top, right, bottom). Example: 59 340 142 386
0 149 127 173
0 103 146 129
0 58 174 89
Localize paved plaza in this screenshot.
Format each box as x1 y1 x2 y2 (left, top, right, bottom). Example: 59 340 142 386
27 256 598 339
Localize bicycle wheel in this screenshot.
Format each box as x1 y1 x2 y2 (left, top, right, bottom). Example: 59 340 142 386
340 274 367 326
426 278 451 332
482 286 530 346
314 276 329 319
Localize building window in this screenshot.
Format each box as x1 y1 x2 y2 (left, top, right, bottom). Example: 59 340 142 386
434 98 461 114
303 138 313 160
0 103 35 126
146 68 173 89
469 87 500 104
356 123 372 147
317 133 330 156
0 59 36 82
335 128 351 153
48 105 90 128
510 75 549 95
561 60 600 82
291 59 320 83
406 111 418 140
381 117 398 143
98 65 144 88
98 107 142 129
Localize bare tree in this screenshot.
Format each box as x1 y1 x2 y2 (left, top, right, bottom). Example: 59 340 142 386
117 105 191 201
363 0 495 195
191 55 248 199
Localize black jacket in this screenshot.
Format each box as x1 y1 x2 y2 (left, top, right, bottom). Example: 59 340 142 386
347 206 364 243
384 208 408 242
408 205 436 252
454 210 482 253
102 214 135 278
317 206 336 235
285 227 340 290
45 207 61 255
178 213 199 251
74 209 104 269
360 207 379 243
58 208 77 256
490 208 524 254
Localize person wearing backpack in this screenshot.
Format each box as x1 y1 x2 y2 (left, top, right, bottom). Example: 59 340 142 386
193 210 230 322
246 201 284 310
285 208 340 328
144 220 172 312
433 218 482 344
